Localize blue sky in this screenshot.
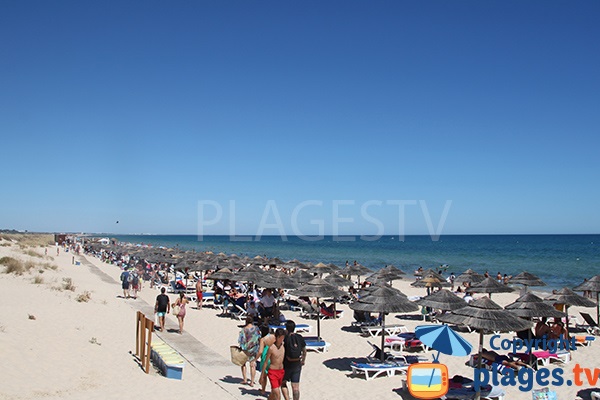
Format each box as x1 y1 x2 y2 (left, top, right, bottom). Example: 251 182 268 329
1 1 599 235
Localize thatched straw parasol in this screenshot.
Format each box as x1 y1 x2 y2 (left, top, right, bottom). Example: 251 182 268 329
545 287 596 335
324 274 354 288
291 269 314 284
469 277 514 298
350 285 419 362
453 269 485 285
574 275 600 325
416 289 467 311
508 271 546 291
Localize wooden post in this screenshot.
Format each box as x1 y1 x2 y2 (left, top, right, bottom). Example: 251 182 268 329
145 318 154 373
135 311 154 374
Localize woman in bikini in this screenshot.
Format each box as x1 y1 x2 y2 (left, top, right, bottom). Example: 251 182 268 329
174 292 188 334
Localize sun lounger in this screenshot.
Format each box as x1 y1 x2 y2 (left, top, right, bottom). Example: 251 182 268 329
305 339 330 353
361 324 408 337
350 361 409 381
367 341 428 363
511 350 571 367
576 312 600 335
574 335 595 346
320 307 344 319
230 304 248 320
269 322 311 333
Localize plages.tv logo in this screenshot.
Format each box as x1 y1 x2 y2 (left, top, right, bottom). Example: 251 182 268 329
407 325 472 399
473 334 600 393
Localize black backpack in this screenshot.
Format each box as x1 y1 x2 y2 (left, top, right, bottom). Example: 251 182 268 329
286 333 303 361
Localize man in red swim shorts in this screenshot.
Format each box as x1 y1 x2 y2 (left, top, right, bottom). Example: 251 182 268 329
261 328 286 400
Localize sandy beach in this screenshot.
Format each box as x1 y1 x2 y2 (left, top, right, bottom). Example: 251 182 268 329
1 237 598 400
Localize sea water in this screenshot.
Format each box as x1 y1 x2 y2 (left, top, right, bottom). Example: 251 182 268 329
105 234 600 291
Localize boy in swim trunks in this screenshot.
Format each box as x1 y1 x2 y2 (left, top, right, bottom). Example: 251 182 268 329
261 328 286 400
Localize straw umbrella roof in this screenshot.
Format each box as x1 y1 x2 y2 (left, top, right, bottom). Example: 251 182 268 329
574 275 600 325
340 264 371 276
453 269 485 284
505 292 566 319
309 262 338 275
574 275 600 293
350 285 417 313
469 277 514 297
255 270 299 289
234 265 265 282
508 271 546 287
289 277 346 298
324 274 353 287
209 267 236 281
545 287 596 308
380 264 406 275
437 297 533 332
291 269 314 284
411 274 451 288
415 269 445 281
416 289 467 311
366 269 404 284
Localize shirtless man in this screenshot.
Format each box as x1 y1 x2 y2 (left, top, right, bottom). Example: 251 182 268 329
261 328 286 400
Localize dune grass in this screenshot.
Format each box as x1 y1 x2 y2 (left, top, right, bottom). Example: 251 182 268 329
0 233 54 247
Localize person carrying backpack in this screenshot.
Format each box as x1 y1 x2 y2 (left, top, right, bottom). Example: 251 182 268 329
120 269 130 299
282 320 306 400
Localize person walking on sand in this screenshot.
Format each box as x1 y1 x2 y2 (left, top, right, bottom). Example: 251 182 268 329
120 268 131 299
238 316 261 386
173 292 188 334
258 324 277 394
196 278 203 309
154 287 170 332
281 320 307 400
261 328 286 400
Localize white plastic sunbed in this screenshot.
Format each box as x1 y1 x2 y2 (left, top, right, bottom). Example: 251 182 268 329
361 324 408 337
350 361 408 381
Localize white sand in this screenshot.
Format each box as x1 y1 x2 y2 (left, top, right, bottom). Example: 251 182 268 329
0 241 597 400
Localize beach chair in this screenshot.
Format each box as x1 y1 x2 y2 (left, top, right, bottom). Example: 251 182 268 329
231 304 248 321
298 300 321 319
466 355 516 376
320 307 344 319
367 341 428 364
574 335 595 347
511 350 571 367
576 312 600 335
305 339 331 353
268 322 312 334
361 324 408 338
350 361 409 381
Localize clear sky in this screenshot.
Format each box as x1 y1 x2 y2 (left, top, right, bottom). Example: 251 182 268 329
1 1 599 236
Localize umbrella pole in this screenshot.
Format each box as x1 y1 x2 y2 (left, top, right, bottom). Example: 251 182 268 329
381 314 386 363
475 330 484 400
317 297 321 341
597 291 599 327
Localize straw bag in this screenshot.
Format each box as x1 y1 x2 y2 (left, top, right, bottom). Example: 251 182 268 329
172 304 181 316
230 345 249 366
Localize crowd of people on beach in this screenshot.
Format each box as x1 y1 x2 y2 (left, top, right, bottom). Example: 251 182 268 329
78 240 600 400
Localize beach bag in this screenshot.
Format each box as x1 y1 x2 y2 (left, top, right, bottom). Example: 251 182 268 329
230 345 249 366
172 304 181 316
154 313 160 326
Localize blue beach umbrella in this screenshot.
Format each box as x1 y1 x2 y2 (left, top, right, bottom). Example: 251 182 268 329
415 325 472 362
415 324 473 389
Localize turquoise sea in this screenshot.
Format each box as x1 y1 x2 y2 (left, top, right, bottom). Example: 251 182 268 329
105 234 600 292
